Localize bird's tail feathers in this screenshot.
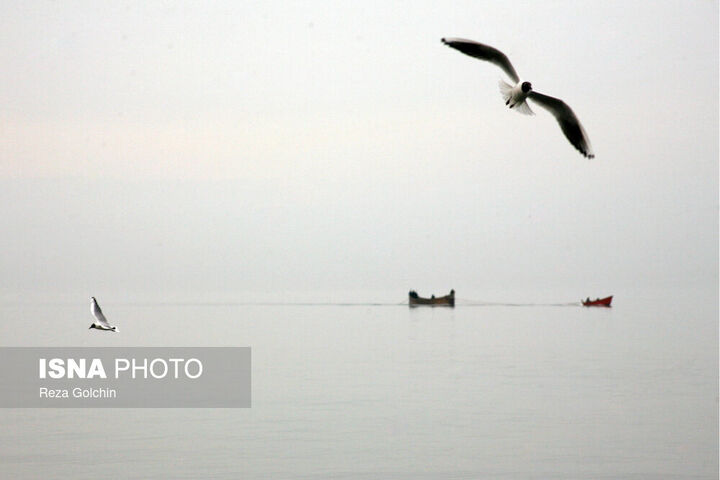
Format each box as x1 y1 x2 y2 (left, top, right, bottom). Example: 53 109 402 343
513 100 534 116
498 79 513 102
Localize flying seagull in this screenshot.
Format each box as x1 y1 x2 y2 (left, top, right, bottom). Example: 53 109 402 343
441 37 594 159
89 297 118 332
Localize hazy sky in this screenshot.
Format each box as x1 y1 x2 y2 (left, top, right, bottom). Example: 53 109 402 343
1 1 717 300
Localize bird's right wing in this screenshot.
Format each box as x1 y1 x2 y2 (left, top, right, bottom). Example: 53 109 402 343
442 38 520 84
528 91 594 159
92 301 111 327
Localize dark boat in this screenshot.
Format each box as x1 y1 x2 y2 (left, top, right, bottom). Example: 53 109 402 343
409 289 455 307
582 295 613 307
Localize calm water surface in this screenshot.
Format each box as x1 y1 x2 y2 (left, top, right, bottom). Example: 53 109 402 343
0 286 717 479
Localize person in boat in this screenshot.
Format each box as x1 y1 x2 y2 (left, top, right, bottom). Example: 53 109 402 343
409 290 418 299
585 297 590 303
450 289 455 296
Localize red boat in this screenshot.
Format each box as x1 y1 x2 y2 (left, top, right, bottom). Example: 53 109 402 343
582 295 613 307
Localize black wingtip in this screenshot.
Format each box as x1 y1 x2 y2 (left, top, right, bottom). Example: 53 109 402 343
579 149 594 159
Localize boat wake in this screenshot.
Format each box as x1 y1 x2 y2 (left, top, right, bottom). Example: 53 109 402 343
456 299 582 307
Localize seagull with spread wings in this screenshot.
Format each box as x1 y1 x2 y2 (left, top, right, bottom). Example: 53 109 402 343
442 37 594 159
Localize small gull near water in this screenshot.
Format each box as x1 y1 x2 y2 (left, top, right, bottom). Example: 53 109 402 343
89 297 118 332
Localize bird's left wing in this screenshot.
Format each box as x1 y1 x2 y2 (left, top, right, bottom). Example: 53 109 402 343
442 38 520 84
528 91 594 159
